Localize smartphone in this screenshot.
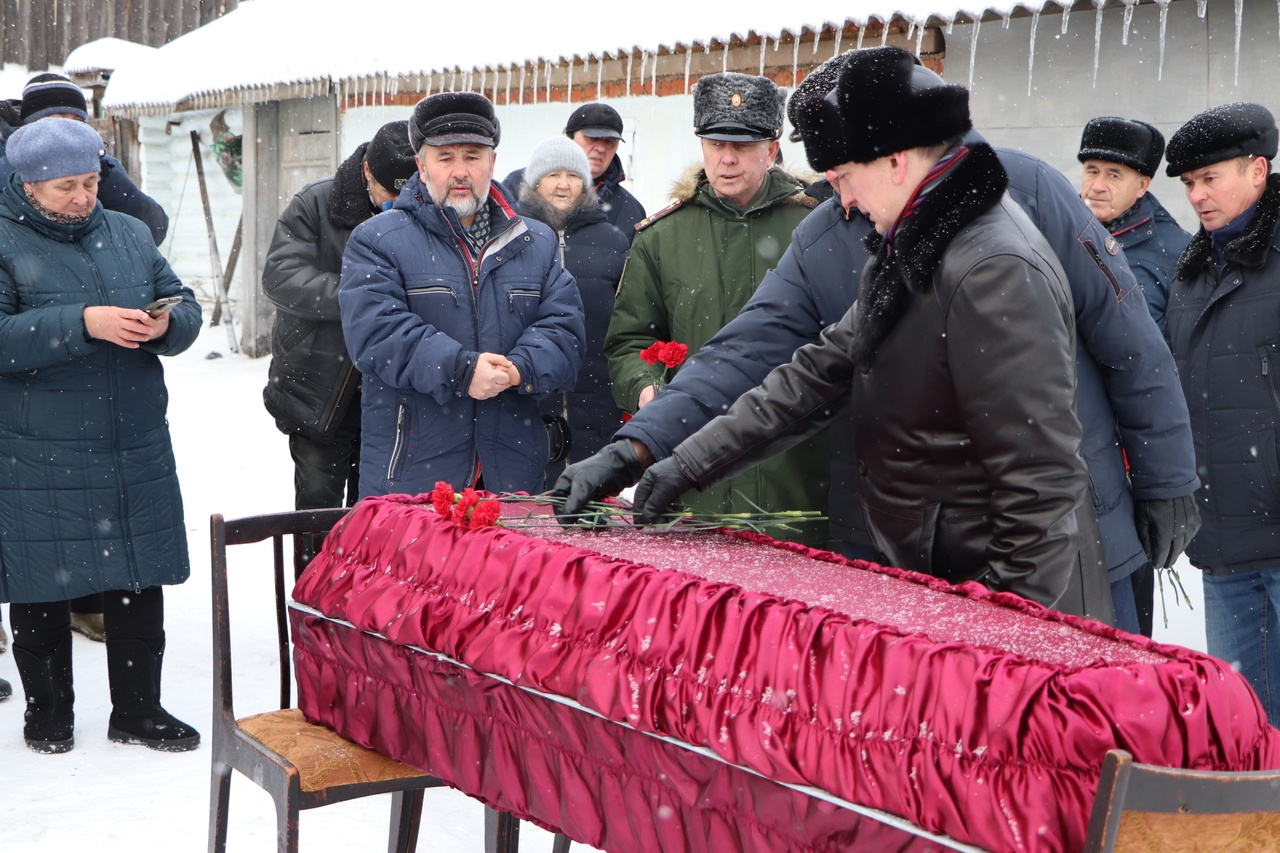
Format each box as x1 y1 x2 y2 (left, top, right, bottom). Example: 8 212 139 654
143 296 183 318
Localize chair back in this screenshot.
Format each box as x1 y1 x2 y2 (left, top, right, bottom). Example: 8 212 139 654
1085 748 1280 851
210 509 349 725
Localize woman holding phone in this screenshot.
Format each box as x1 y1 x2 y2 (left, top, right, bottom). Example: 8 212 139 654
0 118 201 753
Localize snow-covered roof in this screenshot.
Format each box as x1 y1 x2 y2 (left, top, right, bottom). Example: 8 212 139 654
97 0 1145 115
64 37 159 77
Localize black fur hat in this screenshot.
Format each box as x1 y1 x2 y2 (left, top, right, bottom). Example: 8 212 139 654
1165 102 1278 176
364 120 416 192
787 51 852 144
1078 116 1165 178
409 92 500 150
693 72 784 142
793 46 970 170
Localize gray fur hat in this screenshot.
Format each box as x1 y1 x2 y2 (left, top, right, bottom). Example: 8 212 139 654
525 137 592 189
7 117 104 182
693 72 784 142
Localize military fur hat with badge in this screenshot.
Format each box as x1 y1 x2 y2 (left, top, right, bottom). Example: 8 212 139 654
692 72 785 142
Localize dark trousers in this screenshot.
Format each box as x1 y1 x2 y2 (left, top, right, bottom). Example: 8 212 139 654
1131 562 1155 638
10 586 164 656
289 404 361 579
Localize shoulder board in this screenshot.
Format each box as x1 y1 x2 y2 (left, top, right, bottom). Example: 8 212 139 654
794 193 818 209
635 198 686 232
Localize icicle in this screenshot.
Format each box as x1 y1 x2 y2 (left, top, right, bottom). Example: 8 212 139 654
1093 2 1104 88
597 56 604 98
684 47 693 93
1235 0 1244 85
518 65 525 105
915 20 926 55
948 16 955 36
857 24 866 51
1158 0 1170 80
812 28 821 55
1197 0 1207 18
651 49 658 94
881 20 890 46
638 52 646 94
759 40 767 76
833 25 842 56
545 59 552 103
493 67 499 103
1002 11 1011 29
1122 2 1134 46
1062 1 1072 35
968 17 981 90
626 52 634 95
532 63 538 104
907 21 917 40
1027 10 1040 96
480 68 487 96
722 43 729 72
566 62 573 101
793 33 801 80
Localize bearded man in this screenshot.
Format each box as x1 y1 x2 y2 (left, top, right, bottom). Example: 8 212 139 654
338 93 585 496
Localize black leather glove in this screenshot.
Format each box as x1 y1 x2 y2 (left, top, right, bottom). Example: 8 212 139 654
1134 495 1202 569
632 455 698 525
551 439 648 523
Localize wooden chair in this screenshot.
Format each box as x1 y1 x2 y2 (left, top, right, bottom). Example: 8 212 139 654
1084 748 1280 852
209 509 446 853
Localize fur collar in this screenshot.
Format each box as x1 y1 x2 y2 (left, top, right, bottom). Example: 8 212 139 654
328 141 379 231
852 143 1009 371
1176 173 1280 280
667 161 809 205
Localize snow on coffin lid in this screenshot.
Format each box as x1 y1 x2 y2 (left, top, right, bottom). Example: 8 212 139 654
292 494 1280 853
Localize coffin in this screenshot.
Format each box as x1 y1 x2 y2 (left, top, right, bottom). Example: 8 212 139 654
291 494 1280 852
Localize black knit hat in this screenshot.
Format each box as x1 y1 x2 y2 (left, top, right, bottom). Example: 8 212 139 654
564 103 623 140
1078 117 1165 178
409 92 500 150
1165 102 1279 176
21 73 88 124
693 72 784 142
795 46 971 169
364 120 416 192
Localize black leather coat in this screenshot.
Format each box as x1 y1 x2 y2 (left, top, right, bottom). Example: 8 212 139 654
665 146 1113 622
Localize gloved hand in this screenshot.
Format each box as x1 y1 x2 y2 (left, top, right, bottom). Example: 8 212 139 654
1134 494 1202 569
632 455 698 525
551 439 648 524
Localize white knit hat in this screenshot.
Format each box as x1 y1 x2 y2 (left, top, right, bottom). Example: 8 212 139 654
525 137 591 190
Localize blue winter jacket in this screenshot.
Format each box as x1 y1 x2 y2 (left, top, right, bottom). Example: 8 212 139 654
0 172 201 603
620 145 1199 582
1105 191 1191 332
339 175 586 496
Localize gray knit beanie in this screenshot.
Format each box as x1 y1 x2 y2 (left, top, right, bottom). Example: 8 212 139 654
7 117 104 182
525 137 592 190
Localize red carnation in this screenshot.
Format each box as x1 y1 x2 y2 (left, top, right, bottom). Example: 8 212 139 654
658 341 688 368
639 341 665 366
430 481 455 515
452 488 481 525
468 499 502 528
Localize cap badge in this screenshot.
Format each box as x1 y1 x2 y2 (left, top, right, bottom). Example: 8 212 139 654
1105 236 1121 255
730 92 743 108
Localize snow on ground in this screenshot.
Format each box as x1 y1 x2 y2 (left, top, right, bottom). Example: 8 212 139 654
0 317 1206 851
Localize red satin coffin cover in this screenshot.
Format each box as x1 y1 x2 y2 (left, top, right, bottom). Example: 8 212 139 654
291 494 1280 852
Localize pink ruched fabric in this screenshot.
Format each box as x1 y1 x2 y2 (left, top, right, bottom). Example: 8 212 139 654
292 495 1280 853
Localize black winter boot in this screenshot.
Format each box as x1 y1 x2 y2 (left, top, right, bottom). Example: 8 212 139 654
106 636 199 752
0 676 11 700
13 637 74 753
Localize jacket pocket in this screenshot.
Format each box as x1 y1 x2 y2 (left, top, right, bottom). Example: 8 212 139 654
931 506 995 585
1260 341 1280 418
385 402 410 484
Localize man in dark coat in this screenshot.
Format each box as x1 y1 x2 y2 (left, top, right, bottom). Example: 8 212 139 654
339 93 585 496
1078 116 1191 332
561 47 1114 622
505 102 645 241
263 121 416 576
1165 102 1280 720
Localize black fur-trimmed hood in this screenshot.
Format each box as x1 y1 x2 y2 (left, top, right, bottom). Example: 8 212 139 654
852 142 1009 370
1176 172 1280 280
328 141 380 230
